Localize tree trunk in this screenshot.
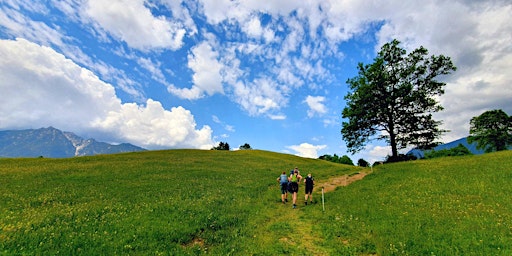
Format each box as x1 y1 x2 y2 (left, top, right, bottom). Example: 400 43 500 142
389 131 398 158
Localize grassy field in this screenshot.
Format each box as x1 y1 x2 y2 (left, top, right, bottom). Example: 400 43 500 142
1 149 511 255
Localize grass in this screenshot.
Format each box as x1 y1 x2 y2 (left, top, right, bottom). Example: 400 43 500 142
1 149 511 255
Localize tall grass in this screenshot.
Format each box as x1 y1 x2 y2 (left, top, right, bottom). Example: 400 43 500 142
1 149 511 255
0 149 356 255
318 150 512 255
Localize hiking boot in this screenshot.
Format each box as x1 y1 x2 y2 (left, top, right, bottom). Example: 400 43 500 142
285 199 288 202
293 204 296 209
305 201 307 205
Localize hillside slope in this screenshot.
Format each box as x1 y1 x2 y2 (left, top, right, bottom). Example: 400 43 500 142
1 149 511 255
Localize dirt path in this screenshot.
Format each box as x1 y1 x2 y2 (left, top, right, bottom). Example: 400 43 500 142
273 171 371 255
314 171 370 193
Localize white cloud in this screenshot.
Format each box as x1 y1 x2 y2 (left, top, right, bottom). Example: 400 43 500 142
304 95 327 117
0 38 213 149
371 1 512 144
168 40 224 99
0 3 147 102
232 78 287 116
188 41 224 95
212 115 235 132
84 0 186 51
287 143 326 159
349 144 391 165
244 15 263 39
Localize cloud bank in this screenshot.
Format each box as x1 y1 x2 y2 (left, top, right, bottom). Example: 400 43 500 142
0 38 213 149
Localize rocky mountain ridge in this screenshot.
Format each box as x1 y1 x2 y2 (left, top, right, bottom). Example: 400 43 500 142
0 127 145 158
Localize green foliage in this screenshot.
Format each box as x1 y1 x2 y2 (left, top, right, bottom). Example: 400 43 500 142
1 150 512 255
239 143 252 150
384 153 417 163
357 158 369 167
468 109 512 153
342 39 456 158
319 153 354 165
211 141 230 150
424 143 472 159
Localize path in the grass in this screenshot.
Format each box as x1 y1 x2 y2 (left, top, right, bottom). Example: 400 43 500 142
314 171 370 193
274 171 371 255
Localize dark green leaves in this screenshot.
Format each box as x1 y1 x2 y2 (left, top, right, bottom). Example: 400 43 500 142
468 109 512 152
341 39 456 157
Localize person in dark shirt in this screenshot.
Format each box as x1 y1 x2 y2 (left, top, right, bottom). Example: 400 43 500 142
304 173 314 205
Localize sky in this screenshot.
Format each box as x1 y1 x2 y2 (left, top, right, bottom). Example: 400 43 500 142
0 0 511 164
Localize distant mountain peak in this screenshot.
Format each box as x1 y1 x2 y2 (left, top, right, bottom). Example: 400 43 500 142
0 127 145 158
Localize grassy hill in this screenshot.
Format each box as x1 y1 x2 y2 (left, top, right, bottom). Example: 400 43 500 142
1 149 511 255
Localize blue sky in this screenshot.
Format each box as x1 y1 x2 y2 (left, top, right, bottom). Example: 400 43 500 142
1 1 511 163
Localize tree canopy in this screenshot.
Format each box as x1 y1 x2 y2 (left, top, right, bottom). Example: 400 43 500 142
319 154 354 165
341 39 456 160
468 109 512 152
211 142 230 150
239 143 252 150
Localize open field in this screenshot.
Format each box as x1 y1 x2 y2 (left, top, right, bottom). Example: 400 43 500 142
1 149 511 255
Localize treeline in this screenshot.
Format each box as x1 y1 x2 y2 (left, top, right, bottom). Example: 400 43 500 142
319 154 354 165
211 142 252 150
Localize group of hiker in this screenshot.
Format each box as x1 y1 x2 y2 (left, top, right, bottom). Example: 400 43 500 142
277 167 314 209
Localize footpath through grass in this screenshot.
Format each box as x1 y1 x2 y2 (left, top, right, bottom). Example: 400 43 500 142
0 149 357 255
1 149 512 255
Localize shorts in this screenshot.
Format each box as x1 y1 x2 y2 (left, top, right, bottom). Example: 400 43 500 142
305 185 313 194
289 182 299 193
280 183 288 194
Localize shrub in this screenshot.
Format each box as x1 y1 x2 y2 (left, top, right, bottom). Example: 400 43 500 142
424 144 472 159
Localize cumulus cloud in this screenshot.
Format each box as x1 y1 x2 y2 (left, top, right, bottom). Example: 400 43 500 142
0 38 213 149
287 143 327 158
232 78 288 117
168 40 224 99
304 95 327 117
84 0 186 51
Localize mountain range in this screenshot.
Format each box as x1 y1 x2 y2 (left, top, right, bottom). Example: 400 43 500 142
0 127 145 158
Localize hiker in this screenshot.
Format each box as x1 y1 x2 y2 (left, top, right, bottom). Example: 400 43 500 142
277 171 289 203
289 167 302 209
304 173 314 205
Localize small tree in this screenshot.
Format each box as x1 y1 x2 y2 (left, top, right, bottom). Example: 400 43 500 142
468 109 512 152
239 143 252 150
358 158 369 167
339 155 354 165
211 142 230 150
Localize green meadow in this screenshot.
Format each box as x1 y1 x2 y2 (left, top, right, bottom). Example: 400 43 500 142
1 149 511 255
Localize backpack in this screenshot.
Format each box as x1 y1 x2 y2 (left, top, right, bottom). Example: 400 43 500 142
290 174 298 183
305 176 314 186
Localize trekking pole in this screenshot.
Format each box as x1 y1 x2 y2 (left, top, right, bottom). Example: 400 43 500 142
322 187 325 212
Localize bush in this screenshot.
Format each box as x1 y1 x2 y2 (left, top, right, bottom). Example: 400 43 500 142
357 158 369 167
319 154 354 165
424 144 472 159
384 154 417 163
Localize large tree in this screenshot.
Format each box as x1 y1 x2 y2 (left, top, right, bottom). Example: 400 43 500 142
341 39 456 159
468 109 512 152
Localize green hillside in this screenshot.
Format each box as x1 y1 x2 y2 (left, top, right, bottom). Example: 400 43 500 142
1 149 511 255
